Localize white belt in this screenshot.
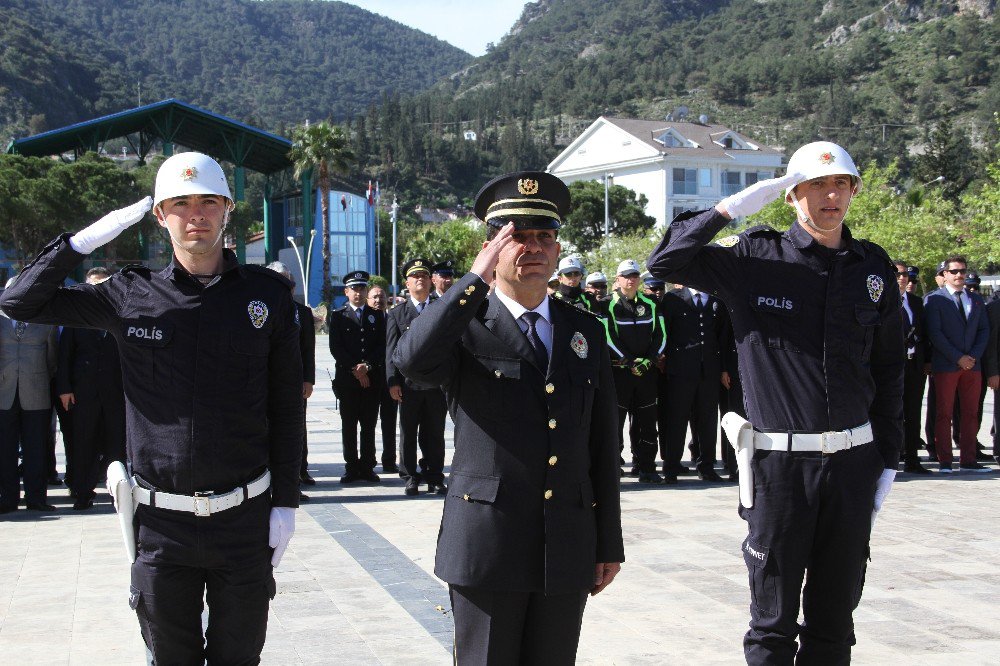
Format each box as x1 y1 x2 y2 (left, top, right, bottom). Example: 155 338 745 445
754 422 873 454
132 470 271 517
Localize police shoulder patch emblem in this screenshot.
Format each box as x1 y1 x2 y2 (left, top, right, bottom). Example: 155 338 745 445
716 235 739 248
866 275 884 303
248 300 269 329
570 332 588 359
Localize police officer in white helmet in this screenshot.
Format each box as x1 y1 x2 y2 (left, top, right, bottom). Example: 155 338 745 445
1 152 304 663
648 141 904 664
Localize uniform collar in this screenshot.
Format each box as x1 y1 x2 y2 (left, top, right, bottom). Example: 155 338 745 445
160 248 241 282
494 287 551 326
786 221 865 257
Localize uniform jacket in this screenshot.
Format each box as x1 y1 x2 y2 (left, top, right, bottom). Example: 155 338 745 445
552 283 598 313
924 286 989 373
604 289 666 362
328 304 385 385
983 299 1000 379
55 327 124 409
393 273 624 595
648 210 905 469
0 314 58 411
296 302 316 385
901 291 926 366
659 288 730 379
386 297 438 390
0 236 304 507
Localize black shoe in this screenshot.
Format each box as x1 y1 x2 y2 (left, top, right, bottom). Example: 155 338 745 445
340 471 360 484
0 505 17 514
619 467 625 478
299 492 310 502
428 482 448 495
698 469 725 482
26 503 56 511
638 471 663 484
360 470 381 482
382 463 399 474
72 497 94 510
47 475 62 486
300 473 316 486
627 466 640 477
959 463 992 473
939 463 953 473
976 451 992 462
664 471 678 485
903 461 932 475
404 478 420 496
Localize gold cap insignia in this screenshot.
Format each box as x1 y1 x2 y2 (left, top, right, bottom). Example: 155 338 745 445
180 166 198 181
414 261 423 267
517 178 539 196
819 152 835 165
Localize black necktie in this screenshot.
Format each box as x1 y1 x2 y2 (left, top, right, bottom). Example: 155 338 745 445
695 294 703 309
955 292 967 323
416 301 424 314
520 312 548 371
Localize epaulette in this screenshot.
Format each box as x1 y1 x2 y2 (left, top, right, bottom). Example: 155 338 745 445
745 225 779 237
550 294 601 319
119 263 151 276
858 239 895 268
243 264 293 288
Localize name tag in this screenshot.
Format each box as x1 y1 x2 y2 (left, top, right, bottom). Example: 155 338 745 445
751 294 799 315
121 318 173 347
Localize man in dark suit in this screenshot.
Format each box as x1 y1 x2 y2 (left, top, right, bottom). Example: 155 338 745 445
984 296 999 462
924 255 991 472
367 285 399 474
56 268 127 510
394 172 624 664
329 270 385 483
894 261 931 474
385 258 448 496
657 285 730 483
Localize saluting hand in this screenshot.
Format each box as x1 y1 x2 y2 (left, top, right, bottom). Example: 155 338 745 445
469 222 516 286
591 562 621 596
70 196 153 255
717 172 804 220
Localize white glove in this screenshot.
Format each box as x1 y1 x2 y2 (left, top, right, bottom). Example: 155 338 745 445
870 468 896 528
70 197 153 255
718 172 803 218
269 506 296 567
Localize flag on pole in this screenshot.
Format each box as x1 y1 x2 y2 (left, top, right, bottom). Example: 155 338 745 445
340 194 347 211
367 180 374 206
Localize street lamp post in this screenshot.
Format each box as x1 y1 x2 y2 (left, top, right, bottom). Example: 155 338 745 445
391 197 399 298
603 172 614 244
922 175 945 187
286 229 318 307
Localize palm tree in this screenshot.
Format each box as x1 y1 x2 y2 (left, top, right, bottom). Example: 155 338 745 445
288 122 356 303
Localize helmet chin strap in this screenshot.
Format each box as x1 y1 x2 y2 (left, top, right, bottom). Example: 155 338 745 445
791 190 853 235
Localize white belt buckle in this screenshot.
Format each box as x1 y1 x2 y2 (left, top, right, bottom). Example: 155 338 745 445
821 431 847 454
194 495 212 517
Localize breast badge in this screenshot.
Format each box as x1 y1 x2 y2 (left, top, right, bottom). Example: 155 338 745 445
636 305 646 316
571 332 589 359
716 235 739 248
866 275 884 303
248 300 269 329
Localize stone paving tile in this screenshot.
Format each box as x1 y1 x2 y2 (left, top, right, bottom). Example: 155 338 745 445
0 339 997 664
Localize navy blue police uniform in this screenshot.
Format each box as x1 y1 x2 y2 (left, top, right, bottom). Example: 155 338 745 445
386 258 448 495
297 301 317 482
328 271 386 482
394 171 624 664
648 209 903 664
1 236 303 664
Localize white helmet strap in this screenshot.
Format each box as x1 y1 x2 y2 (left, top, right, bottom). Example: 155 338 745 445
790 189 853 236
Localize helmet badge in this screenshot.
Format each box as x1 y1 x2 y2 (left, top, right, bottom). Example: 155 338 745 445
180 166 199 181
517 178 539 196
818 152 835 165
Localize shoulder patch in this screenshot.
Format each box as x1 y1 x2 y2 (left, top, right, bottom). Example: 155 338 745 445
715 235 739 248
119 264 151 276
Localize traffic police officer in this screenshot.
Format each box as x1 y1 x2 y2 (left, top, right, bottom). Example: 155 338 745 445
393 171 624 664
431 259 456 297
606 259 666 483
552 256 599 312
1 152 303 663
641 271 666 301
385 258 448 496
648 141 903 664
585 271 609 301
329 270 385 483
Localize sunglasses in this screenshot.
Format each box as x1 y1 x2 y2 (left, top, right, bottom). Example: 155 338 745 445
944 269 967 275
894 271 909 277
561 271 582 277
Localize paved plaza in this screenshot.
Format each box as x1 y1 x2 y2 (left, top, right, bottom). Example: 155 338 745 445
1 339 998 664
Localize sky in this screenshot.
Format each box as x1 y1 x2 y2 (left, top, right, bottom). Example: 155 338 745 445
340 0 532 56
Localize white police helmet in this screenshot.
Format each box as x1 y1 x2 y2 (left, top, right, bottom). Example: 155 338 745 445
784 141 862 196
558 256 585 275
586 271 607 286
616 259 641 277
154 152 234 209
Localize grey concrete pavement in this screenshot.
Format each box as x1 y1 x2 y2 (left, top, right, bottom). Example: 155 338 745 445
1 338 998 664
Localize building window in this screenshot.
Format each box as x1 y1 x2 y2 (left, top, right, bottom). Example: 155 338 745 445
698 168 712 190
723 137 733 149
673 168 697 195
672 206 689 220
722 171 742 196
745 172 759 187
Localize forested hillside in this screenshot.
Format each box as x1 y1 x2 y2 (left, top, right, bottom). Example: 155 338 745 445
0 0 472 137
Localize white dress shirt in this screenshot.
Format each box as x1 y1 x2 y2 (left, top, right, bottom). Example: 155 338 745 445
494 288 553 359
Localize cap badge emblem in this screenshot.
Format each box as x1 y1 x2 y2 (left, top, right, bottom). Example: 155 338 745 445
180 166 198 181
866 275 884 303
248 300 269 329
571 332 588 359
819 152 835 165
517 178 539 196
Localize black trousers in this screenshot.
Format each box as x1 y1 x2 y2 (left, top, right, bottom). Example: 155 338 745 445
613 368 658 472
450 584 588 665
130 493 274 665
661 372 720 474
336 376 381 474
739 443 883 666
992 386 999 458
399 386 446 484
379 385 398 467
300 398 309 477
902 358 926 465
69 396 126 500
0 391 50 508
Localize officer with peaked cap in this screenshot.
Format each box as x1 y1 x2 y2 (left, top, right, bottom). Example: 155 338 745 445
0 152 303 662
648 141 904 664
385 258 448 496
431 259 456 297
393 171 623 664
329 270 385 483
